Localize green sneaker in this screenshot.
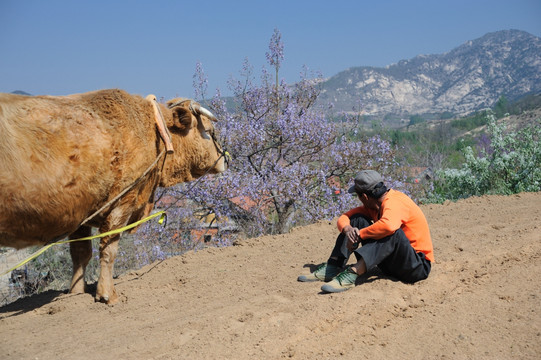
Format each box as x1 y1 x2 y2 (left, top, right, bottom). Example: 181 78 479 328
321 267 358 293
297 263 341 282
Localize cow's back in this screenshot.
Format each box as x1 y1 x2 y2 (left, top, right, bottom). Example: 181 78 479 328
0 90 157 248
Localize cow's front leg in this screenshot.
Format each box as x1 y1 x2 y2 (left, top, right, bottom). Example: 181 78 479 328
69 226 92 294
96 234 120 304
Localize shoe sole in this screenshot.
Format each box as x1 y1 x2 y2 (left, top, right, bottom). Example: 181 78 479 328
321 283 354 293
298 274 338 282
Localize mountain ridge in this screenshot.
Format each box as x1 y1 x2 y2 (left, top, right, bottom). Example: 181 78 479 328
317 29 541 117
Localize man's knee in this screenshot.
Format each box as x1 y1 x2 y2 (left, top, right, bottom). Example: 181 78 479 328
349 214 372 229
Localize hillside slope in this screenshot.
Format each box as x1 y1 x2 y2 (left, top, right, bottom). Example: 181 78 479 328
1 192 540 359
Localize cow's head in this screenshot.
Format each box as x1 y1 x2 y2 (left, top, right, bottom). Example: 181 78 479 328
158 98 227 187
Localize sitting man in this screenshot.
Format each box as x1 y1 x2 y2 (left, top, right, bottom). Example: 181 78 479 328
298 169 434 293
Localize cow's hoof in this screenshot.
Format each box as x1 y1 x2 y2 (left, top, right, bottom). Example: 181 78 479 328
95 293 119 305
95 294 108 303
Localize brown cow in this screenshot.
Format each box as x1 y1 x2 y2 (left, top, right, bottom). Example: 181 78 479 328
0 89 227 304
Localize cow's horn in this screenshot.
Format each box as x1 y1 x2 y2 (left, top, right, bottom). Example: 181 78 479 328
167 98 191 109
191 103 217 122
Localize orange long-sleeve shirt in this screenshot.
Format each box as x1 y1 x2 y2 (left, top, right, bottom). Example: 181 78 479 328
336 189 434 262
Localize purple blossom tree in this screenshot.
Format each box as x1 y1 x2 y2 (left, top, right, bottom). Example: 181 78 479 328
178 29 404 238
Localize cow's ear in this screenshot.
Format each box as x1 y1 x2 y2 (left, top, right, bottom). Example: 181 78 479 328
170 107 193 132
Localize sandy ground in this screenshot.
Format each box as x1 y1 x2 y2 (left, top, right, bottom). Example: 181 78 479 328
1 192 540 360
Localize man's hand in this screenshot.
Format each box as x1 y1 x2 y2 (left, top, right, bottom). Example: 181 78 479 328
343 225 360 251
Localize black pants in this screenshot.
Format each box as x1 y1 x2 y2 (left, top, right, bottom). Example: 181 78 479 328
328 214 431 283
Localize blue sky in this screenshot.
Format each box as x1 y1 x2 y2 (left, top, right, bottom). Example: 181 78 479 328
1 0 540 100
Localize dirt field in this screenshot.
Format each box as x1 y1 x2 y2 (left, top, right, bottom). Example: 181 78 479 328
1 192 540 359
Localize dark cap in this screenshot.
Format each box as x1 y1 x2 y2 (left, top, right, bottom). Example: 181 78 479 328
347 170 384 194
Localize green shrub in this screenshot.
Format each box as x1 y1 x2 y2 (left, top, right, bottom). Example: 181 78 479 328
430 114 540 201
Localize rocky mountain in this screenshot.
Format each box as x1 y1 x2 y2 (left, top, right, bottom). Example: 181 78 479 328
10 90 31 96
317 30 541 117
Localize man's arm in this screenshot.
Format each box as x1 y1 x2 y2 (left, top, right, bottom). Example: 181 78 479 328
336 207 366 232
358 200 404 240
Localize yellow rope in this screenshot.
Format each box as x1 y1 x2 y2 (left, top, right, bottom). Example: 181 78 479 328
0 211 166 276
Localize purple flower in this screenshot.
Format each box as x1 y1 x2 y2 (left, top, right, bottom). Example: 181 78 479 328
193 61 208 101
266 28 284 70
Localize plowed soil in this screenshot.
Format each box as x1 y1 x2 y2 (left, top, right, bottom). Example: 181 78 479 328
1 192 540 359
